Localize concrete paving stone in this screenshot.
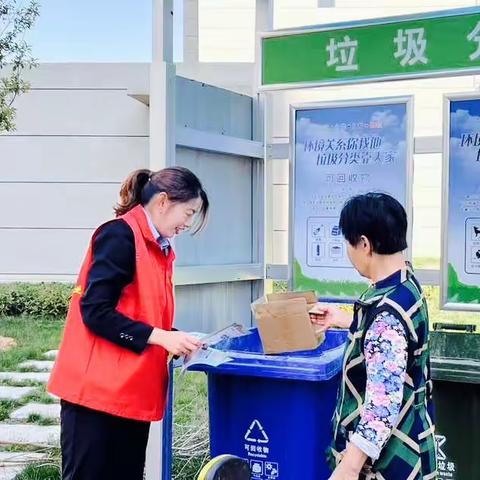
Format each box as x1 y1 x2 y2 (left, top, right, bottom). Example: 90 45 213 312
0 386 38 401
0 451 47 466
0 372 50 384
19 361 54 372
0 452 48 480
0 465 23 480
10 403 60 421
0 424 60 446
43 350 58 360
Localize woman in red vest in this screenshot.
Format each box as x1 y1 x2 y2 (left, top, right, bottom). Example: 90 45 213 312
48 167 209 480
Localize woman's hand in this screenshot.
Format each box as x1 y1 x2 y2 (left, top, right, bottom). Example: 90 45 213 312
148 328 203 356
329 444 367 480
328 464 359 480
309 303 352 331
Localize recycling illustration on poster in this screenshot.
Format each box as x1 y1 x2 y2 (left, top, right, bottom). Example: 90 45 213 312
292 99 412 299
442 95 480 310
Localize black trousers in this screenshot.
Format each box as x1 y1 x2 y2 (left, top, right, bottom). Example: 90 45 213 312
60 400 151 480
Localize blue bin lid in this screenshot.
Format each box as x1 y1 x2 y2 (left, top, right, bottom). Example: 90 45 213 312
188 328 348 382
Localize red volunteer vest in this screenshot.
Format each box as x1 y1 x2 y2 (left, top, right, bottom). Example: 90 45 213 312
48 205 175 421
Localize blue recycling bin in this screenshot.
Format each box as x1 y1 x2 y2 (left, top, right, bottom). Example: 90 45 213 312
189 328 348 480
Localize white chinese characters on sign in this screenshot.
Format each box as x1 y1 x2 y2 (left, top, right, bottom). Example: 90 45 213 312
467 21 480 61
447 462 456 473
436 434 457 478
326 36 358 72
394 28 428 66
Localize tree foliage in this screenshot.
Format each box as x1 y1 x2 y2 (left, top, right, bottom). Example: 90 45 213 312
0 0 39 132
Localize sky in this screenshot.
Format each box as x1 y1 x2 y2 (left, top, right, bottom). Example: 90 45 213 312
22 1 478 63
26 0 153 62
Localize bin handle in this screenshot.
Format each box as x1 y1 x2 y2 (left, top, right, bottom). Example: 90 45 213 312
433 322 477 333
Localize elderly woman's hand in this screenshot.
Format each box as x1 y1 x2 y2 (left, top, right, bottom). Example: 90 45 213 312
329 443 368 480
328 463 359 480
309 303 352 331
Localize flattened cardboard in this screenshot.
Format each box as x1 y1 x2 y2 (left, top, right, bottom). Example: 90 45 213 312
252 291 324 354
266 291 317 306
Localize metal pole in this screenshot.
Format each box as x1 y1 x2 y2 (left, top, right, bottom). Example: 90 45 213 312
145 1 176 479
254 0 274 296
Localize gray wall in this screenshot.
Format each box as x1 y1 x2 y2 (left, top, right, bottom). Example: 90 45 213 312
173 77 260 331
0 64 150 282
0 66 261 332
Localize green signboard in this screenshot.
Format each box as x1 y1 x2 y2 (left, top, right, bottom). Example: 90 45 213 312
262 8 480 88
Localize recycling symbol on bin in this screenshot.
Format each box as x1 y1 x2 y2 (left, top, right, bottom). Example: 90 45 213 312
245 419 270 444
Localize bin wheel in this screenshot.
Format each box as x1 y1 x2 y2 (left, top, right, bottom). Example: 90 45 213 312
197 455 251 480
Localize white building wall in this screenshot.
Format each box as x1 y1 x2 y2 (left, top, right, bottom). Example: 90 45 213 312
0 64 150 282
193 0 480 268
1 0 478 281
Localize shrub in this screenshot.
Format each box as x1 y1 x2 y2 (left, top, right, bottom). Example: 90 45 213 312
0 283 73 318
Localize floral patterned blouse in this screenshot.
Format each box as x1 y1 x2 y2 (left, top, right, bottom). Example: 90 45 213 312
350 310 408 460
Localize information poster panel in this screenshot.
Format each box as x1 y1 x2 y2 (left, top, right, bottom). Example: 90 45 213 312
442 94 480 311
291 97 413 300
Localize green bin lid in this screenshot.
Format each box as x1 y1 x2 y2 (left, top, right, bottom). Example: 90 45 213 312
431 330 480 384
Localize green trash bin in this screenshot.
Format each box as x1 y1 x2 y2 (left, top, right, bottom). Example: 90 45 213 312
431 325 480 480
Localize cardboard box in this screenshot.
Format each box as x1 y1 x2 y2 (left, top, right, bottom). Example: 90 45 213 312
251 291 325 354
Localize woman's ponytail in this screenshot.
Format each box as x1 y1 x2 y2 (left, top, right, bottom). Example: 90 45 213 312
114 169 152 217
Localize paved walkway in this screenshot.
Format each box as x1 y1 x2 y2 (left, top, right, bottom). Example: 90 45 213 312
0 351 59 479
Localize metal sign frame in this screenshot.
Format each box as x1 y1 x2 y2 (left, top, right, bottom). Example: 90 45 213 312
441 91 480 312
289 96 414 299
259 6 480 91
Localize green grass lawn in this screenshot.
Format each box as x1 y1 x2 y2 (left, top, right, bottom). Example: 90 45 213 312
412 257 440 270
1 268 477 480
0 317 62 424
0 317 64 480
0 317 63 372
172 370 210 479
0 316 210 480
14 461 61 480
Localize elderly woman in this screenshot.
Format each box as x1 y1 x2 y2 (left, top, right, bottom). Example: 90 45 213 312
311 193 437 480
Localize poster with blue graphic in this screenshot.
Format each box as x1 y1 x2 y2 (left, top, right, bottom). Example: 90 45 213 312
442 96 480 311
292 98 413 300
